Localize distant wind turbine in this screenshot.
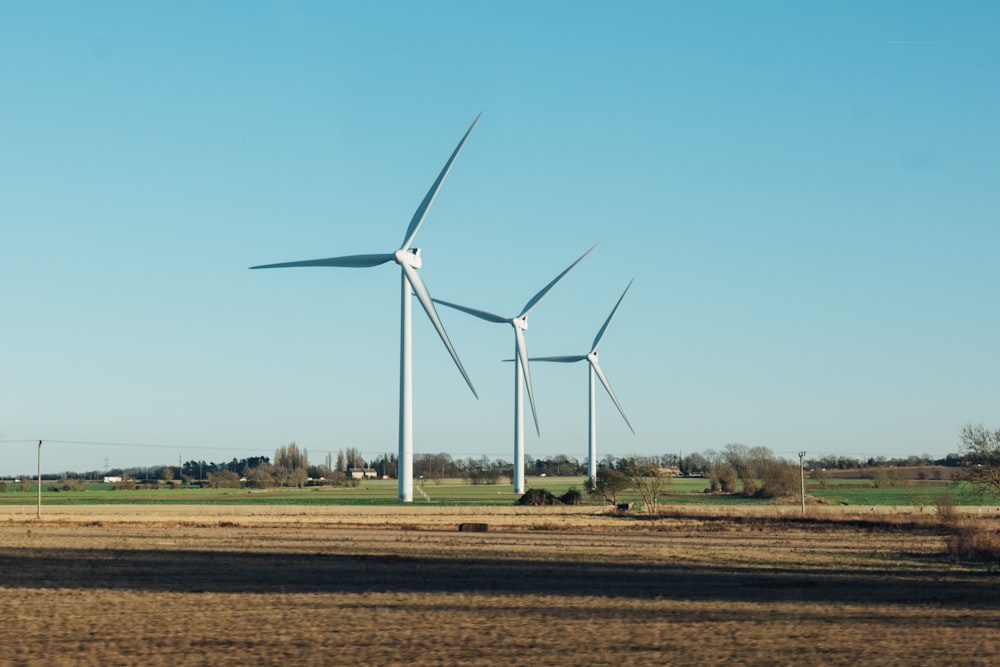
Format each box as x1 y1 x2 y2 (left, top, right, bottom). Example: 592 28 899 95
530 279 635 485
250 115 482 503
433 244 597 494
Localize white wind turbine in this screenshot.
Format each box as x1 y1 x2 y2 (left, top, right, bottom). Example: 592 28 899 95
250 115 481 503
530 279 635 485
433 244 597 494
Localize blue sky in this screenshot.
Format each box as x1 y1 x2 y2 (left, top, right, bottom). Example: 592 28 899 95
2 1 998 476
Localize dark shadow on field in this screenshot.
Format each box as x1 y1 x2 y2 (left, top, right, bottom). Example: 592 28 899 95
1 547 998 609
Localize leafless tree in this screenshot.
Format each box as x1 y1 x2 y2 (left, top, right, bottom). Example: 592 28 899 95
620 456 672 513
275 442 308 472
959 424 1000 497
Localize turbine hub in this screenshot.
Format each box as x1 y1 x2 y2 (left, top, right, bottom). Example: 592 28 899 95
513 315 528 331
394 247 422 269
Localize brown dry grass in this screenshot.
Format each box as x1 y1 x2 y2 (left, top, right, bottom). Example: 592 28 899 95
2 504 999 666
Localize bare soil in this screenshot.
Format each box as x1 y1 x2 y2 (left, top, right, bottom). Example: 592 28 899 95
1 505 998 666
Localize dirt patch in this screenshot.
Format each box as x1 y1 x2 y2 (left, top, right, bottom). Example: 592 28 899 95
1 505 999 666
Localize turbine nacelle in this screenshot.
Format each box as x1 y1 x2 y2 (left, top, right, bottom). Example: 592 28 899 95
394 247 422 269
513 315 528 332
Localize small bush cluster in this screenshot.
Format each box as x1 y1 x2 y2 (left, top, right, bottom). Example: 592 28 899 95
559 488 583 505
706 460 800 499
324 471 360 488
517 489 557 505
756 461 800 498
515 488 583 506
206 470 241 489
870 467 906 488
708 465 738 493
935 494 958 523
45 479 85 493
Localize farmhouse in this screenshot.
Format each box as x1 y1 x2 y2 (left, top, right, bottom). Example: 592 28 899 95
347 467 379 480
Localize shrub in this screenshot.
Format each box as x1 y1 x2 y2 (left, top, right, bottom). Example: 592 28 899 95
517 489 559 505
588 468 630 505
325 471 359 488
67 478 84 491
206 470 241 489
812 467 831 489
709 465 738 493
244 464 277 489
935 493 958 524
559 488 583 505
871 467 904 488
49 479 84 492
946 523 1000 562
757 461 800 498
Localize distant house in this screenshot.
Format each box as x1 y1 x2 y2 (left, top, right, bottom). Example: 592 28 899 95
346 468 379 480
103 476 122 484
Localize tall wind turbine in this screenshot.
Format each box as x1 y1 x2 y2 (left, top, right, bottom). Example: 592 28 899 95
433 244 597 494
250 115 481 503
531 279 635 485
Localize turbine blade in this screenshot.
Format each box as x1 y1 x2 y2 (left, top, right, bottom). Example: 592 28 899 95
529 355 587 363
400 113 482 251
519 243 599 317
516 328 541 436
250 253 394 270
402 263 478 399
431 298 509 324
591 359 634 434
591 278 634 352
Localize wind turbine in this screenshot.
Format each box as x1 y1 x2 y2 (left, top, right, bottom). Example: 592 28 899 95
250 115 481 503
530 279 635 485
433 243 597 494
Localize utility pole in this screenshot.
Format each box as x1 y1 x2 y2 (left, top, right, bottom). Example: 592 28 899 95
37 440 42 519
798 451 807 515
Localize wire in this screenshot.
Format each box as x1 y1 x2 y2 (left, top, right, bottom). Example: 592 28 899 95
0 439 269 453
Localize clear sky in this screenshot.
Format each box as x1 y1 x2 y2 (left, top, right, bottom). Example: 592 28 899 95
2 1 998 476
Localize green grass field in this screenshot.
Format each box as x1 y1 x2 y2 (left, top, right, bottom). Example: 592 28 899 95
809 482 988 506
2 474 995 507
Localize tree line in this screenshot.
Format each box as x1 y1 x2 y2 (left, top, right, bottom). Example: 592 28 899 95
21 423 1000 501
29 446 976 486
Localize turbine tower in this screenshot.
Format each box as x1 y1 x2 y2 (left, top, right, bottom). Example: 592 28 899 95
433 244 597 494
250 115 481 502
531 279 635 484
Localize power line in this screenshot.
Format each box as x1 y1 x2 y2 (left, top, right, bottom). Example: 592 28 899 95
0 438 270 453
2 439 512 460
